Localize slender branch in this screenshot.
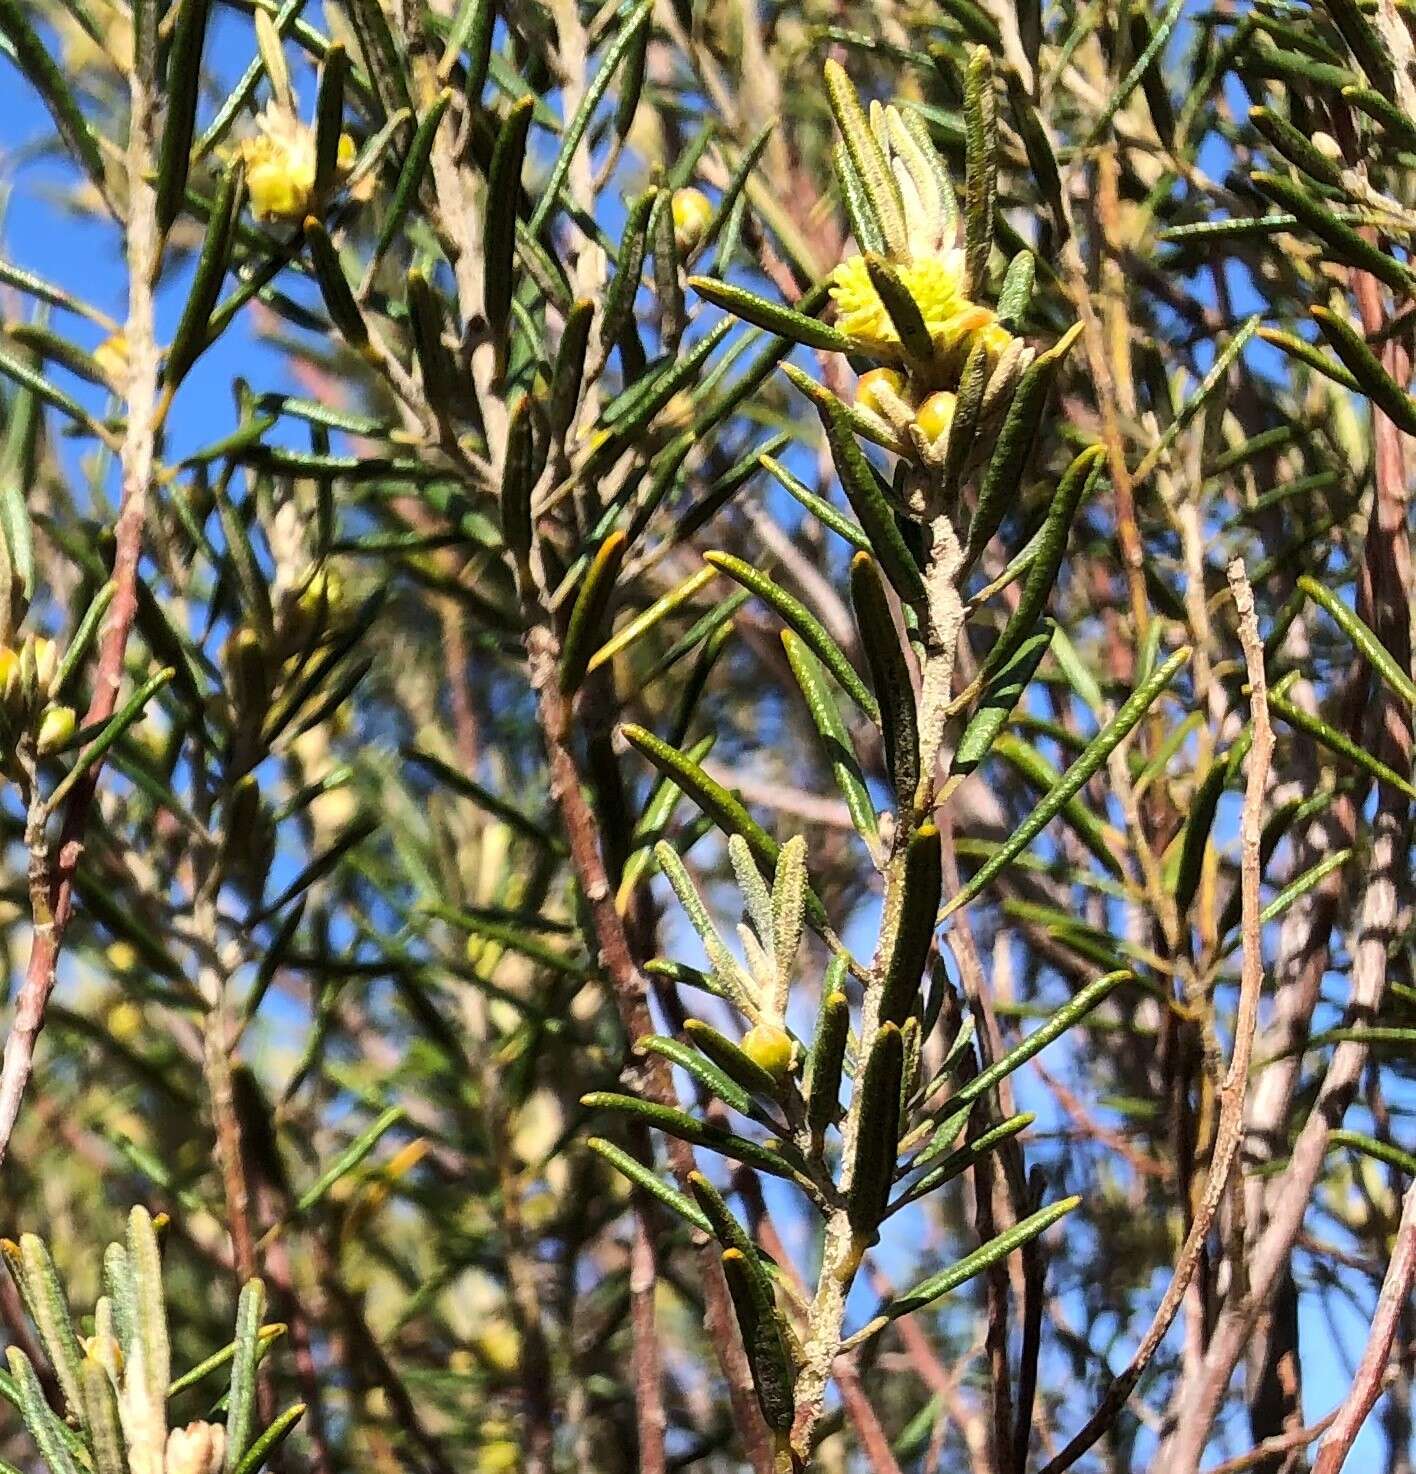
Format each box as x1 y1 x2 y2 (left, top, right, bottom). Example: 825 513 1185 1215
1163 259 1412 1472
1209 1409 1341 1474
1311 1178 1416 1473
1039 558 1272 1474
525 624 776 1474
0 46 162 1173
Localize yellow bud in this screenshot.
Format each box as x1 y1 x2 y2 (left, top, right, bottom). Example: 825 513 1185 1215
477 1442 520 1474
83 1330 124 1377
36 704 75 755
0 646 19 704
915 390 957 447
855 367 907 418
336 132 358 174
94 333 130 386
283 564 345 653
670 187 713 255
106 940 139 973
472 1321 521 1375
741 1022 794 1081
107 1000 142 1041
29 637 59 702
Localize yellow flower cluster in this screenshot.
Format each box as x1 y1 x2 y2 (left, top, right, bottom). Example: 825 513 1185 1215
0 636 76 760
830 251 1011 368
238 103 356 222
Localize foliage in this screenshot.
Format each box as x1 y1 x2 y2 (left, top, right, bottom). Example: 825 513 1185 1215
0 0 1413 1472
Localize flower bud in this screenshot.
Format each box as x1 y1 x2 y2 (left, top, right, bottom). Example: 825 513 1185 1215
0 646 20 709
670 188 713 256
472 1321 521 1375
29 636 59 703
36 704 76 755
225 626 270 721
914 390 957 447
740 1022 794 1081
106 998 143 1041
94 333 130 386
82 1330 124 1378
165 1422 226 1474
855 367 907 418
282 564 345 655
0 636 59 730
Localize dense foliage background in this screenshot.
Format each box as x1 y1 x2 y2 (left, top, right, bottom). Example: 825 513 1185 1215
0 0 1412 1470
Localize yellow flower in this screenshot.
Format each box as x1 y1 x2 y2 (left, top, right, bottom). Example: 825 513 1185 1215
830 251 1011 367
239 104 355 221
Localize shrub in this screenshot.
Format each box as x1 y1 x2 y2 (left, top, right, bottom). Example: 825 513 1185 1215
0 2 1412 1471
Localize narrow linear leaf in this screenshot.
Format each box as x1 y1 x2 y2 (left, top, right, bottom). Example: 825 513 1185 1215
848 1024 904 1235
979 444 1104 684
1255 327 1359 392
1298 573 1416 707
806 986 849 1142
1311 305 1416 436
892 1111 1034 1214
760 454 867 550
156 0 214 232
870 1195 1080 1328
589 566 717 674
943 651 1189 914
1270 691 1416 800
587 1138 711 1232
295 1107 405 1214
689 277 851 353
1252 173 1414 298
720 1248 795 1432
880 823 942 1024
1086 0 1184 144
528 0 653 237
962 46 997 296
823 58 906 256
637 1034 754 1117
484 97 535 347
967 323 1082 564
580 1092 802 1182
224 1280 266 1472
623 724 779 879
0 0 107 194
706 551 877 720
18 1235 85 1424
850 552 919 809
230 1404 305 1474
781 631 879 849
952 622 1053 776
48 668 176 811
561 530 627 693
796 373 926 604
993 735 1124 878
